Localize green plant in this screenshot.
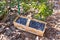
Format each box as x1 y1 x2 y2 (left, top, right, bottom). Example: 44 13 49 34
21 2 30 13
20 0 53 21
9 0 53 21
33 1 53 21
11 0 17 7
0 1 6 17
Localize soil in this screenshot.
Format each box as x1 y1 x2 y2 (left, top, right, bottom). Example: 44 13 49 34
0 10 60 40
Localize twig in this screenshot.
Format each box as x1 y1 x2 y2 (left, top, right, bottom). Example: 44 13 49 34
0 23 4 25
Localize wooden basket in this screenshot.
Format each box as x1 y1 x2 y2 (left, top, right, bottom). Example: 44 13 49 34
13 16 47 36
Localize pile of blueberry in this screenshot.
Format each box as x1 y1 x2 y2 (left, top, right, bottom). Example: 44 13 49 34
16 17 45 31
16 17 28 25
29 20 45 31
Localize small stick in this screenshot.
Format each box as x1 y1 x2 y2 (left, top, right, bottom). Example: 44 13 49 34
0 23 7 25
0 23 4 25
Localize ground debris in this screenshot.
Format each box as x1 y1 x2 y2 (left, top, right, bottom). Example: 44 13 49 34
0 12 60 40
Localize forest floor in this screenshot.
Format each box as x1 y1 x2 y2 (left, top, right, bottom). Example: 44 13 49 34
0 11 60 40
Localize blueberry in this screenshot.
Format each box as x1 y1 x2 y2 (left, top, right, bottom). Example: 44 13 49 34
16 17 27 25
29 20 45 31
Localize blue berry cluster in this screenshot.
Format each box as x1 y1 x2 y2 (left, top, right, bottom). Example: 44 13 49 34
16 17 45 31
29 20 45 31
16 17 28 25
